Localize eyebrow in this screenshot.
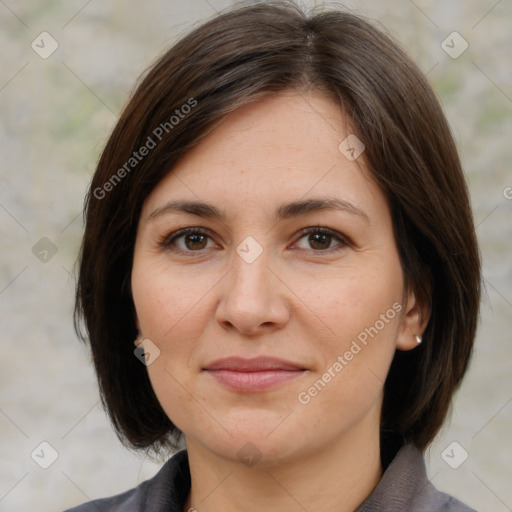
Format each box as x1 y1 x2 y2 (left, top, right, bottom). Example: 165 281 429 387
146 196 370 224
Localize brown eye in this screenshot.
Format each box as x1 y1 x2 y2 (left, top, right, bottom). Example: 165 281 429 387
183 232 208 250
308 232 332 250
294 227 348 252
161 228 215 253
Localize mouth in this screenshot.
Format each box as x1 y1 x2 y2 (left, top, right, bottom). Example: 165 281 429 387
203 356 308 393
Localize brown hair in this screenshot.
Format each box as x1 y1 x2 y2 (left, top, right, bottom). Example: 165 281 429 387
74 0 481 453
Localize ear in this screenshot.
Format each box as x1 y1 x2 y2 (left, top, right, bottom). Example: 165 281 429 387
396 289 430 351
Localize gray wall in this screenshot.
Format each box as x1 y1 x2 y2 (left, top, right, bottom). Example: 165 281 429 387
0 1 511 511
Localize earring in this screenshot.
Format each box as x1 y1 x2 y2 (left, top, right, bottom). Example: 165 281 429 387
415 335 422 344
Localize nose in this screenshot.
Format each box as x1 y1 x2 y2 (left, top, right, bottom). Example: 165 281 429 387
215 251 290 336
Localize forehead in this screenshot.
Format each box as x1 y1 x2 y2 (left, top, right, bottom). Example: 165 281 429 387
142 90 386 221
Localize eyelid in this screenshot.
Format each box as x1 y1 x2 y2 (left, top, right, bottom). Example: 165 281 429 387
159 225 350 254
160 226 219 250
292 226 350 252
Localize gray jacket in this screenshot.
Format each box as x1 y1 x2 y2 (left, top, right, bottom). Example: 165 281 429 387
63 444 477 511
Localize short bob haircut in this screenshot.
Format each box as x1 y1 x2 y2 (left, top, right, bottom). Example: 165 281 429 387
74 1 481 454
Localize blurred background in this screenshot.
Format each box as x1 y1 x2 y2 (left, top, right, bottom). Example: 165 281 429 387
0 1 511 511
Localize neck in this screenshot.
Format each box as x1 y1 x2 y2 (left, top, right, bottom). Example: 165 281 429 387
183 426 383 512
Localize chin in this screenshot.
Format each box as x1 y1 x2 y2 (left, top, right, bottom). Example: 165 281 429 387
214 436 306 469
186 412 314 468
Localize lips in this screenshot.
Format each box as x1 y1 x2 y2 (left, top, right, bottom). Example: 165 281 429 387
203 357 307 392
204 356 305 372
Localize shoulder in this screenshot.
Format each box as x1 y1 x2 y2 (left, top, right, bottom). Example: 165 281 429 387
62 449 190 512
435 493 478 512
62 485 138 512
407 447 477 512
400 445 478 512
415 473 477 511
415 485 477 511
357 443 478 512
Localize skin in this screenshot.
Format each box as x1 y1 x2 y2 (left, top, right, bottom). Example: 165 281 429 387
131 90 428 512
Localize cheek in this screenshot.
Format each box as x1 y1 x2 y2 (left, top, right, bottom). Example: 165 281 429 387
131 264 215 431
131 260 220 378
317 262 403 342
308 260 404 393
131 259 214 343
296 282 401 439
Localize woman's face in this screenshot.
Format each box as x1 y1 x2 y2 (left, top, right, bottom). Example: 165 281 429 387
131 90 421 466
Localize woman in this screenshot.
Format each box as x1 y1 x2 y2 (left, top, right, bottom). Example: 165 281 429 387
67 1 481 511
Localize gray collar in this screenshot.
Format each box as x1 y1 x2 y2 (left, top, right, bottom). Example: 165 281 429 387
65 444 476 511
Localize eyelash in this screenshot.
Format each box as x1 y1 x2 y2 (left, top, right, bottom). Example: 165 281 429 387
158 226 350 256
